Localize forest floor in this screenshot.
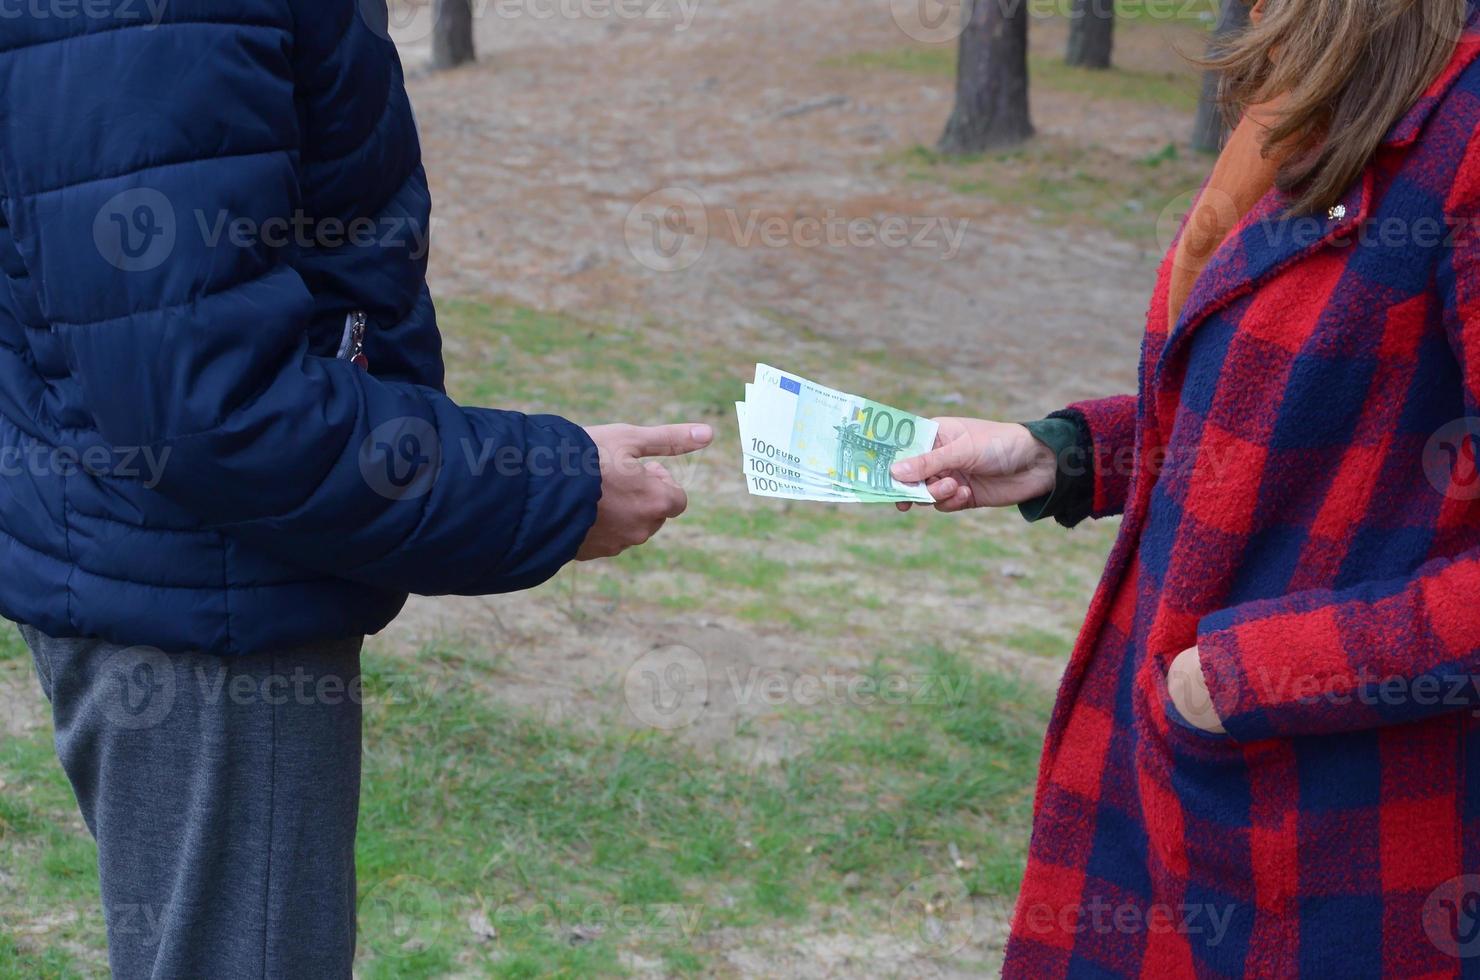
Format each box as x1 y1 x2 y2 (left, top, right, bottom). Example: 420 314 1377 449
1 1 1215 977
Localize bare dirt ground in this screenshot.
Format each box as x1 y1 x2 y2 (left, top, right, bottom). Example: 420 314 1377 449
395 0 1173 412
375 3 1194 975
382 0 1182 700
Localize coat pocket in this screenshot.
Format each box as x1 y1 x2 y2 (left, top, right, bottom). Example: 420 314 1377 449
1153 666 1238 756
336 311 369 370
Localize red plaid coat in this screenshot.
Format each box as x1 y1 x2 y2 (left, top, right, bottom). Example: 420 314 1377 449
1004 12 1480 978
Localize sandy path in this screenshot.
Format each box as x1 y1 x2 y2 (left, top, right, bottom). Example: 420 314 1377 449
393 0 1177 415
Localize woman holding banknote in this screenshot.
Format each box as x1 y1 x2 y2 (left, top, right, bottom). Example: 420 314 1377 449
892 0 1480 974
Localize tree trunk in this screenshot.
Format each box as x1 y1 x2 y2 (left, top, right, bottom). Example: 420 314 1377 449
1190 0 1250 153
938 0 1034 154
431 0 476 71
1065 0 1114 70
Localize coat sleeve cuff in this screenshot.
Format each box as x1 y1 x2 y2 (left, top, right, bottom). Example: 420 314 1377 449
1017 415 1094 527
1065 395 1138 520
483 414 603 594
1194 619 1277 743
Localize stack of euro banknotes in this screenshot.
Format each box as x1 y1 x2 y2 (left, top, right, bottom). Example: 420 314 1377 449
737 364 938 503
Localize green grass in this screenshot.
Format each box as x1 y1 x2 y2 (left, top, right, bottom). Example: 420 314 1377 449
443 305 737 423
1003 625 1074 659
826 46 1201 111
1 296 1115 974
0 936 85 980
0 627 26 661
356 639 1051 975
0 632 1050 977
1031 54 1200 111
0 702 100 977
899 139 1206 244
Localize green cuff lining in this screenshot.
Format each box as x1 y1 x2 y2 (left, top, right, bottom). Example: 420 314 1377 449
1017 417 1087 524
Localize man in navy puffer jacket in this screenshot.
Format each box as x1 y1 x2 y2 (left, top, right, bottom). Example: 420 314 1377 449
0 2 712 975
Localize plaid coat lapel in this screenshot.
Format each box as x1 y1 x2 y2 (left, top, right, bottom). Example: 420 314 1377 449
1154 170 1373 394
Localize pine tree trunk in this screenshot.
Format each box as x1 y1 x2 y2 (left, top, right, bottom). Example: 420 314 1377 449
431 0 476 71
938 0 1034 155
1191 0 1250 153
1065 0 1114 70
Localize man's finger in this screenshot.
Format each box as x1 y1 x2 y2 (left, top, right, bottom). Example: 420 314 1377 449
665 483 689 518
646 461 680 487
892 436 977 484
630 423 715 458
643 462 688 517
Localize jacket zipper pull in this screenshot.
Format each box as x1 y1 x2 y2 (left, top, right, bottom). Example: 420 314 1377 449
339 311 370 371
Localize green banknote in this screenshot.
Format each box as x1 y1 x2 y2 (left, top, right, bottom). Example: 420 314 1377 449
737 365 937 503
736 401 862 502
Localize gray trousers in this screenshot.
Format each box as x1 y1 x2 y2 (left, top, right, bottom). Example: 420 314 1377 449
21 625 364 980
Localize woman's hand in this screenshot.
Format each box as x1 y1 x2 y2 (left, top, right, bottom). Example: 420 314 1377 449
1166 648 1227 734
889 418 1058 513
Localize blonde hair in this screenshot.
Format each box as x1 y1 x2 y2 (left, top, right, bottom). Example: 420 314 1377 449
1204 0 1468 215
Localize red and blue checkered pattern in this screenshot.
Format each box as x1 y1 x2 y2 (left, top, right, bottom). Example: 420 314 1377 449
1005 11 1480 977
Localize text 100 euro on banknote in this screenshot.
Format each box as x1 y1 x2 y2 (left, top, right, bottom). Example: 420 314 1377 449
736 365 937 503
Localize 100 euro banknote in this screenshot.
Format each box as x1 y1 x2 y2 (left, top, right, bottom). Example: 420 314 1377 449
736 401 863 502
739 392 909 503
745 365 937 502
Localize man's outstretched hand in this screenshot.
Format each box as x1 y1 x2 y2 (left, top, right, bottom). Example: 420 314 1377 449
577 423 714 560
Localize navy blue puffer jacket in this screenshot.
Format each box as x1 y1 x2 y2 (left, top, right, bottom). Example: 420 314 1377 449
0 1 602 654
